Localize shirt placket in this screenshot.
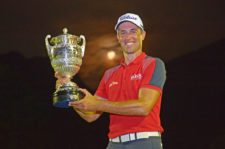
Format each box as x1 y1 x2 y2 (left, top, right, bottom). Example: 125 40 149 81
121 66 128 98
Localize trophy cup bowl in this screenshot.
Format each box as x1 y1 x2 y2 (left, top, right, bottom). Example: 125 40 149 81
45 28 86 108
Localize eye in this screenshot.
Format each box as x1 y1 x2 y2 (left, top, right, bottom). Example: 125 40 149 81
130 29 137 34
119 30 127 35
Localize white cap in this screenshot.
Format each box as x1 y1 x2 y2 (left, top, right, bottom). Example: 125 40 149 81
114 13 144 31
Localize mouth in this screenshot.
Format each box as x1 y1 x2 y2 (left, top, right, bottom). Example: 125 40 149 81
126 42 134 46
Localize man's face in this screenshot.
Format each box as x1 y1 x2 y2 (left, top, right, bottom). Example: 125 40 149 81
117 22 146 54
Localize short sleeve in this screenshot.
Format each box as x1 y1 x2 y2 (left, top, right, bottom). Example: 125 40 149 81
141 58 166 91
149 58 166 89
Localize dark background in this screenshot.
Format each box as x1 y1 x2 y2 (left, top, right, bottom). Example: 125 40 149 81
1 0 225 148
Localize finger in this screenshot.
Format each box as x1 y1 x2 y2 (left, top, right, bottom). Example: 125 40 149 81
78 88 87 96
55 72 69 80
74 65 80 72
69 103 84 110
79 88 90 96
56 80 62 89
55 72 62 79
69 101 82 106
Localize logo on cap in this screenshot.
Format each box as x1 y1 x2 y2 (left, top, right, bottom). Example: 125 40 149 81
115 13 144 31
120 15 137 21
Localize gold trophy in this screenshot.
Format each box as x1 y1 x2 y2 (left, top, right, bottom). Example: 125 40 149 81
45 28 86 108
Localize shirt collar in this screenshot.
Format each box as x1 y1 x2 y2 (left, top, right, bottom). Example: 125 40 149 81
120 52 147 66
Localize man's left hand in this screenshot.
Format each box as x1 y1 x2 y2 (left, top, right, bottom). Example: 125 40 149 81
69 88 99 111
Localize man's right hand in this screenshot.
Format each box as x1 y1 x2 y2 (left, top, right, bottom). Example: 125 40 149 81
55 72 71 89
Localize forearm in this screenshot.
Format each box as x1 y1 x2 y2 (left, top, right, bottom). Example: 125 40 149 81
94 88 160 116
71 88 160 117
95 99 150 116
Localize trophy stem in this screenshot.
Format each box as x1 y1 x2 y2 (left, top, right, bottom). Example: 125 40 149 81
53 83 85 108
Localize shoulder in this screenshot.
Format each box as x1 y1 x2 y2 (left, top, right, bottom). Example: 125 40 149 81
103 65 121 82
142 56 166 70
144 55 165 63
105 65 120 75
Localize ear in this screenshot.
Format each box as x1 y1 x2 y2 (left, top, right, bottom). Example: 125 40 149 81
116 32 119 40
141 31 146 40
116 31 121 42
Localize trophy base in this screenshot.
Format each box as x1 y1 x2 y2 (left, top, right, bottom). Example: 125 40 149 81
53 85 85 108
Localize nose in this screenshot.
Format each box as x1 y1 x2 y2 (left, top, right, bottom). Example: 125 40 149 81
122 32 134 40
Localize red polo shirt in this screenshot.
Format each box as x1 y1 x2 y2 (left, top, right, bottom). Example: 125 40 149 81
95 52 166 138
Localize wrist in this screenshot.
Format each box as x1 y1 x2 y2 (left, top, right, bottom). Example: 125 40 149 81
76 108 95 115
94 98 103 112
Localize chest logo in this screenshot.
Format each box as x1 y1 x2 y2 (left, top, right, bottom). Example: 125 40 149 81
130 73 142 80
109 81 119 88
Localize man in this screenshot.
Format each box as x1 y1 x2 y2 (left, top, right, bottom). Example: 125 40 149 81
57 13 166 149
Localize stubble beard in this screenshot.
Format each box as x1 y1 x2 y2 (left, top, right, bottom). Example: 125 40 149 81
122 43 140 55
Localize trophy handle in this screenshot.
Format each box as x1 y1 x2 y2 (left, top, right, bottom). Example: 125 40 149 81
45 35 54 59
79 35 86 57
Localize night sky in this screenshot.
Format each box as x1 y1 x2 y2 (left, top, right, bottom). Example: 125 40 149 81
1 0 225 149
1 0 225 59
1 0 225 89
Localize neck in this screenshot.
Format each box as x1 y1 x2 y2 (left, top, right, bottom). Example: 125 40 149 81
123 50 142 65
